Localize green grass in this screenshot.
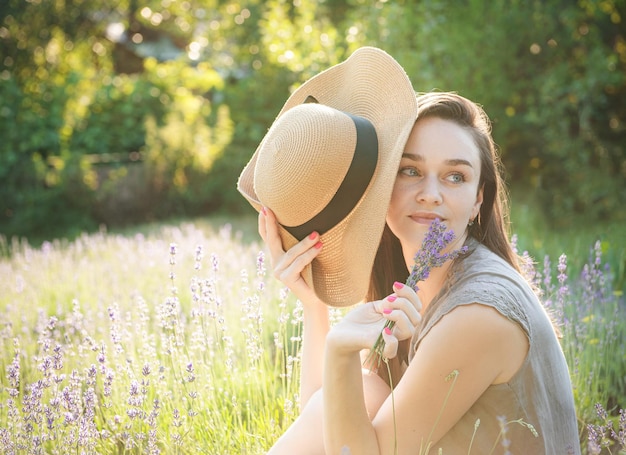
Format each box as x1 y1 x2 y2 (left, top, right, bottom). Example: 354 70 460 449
509 187 626 293
0 211 624 453
0 222 303 453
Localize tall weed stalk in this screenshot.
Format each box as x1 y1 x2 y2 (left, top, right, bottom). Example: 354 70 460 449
0 223 623 453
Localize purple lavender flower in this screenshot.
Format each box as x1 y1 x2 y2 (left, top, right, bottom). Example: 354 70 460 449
617 409 626 446
586 402 626 453
169 242 178 282
194 244 203 271
211 252 219 273
587 422 603 455
7 353 20 390
169 243 177 265
257 251 266 291
405 218 468 291
543 255 554 297
366 218 468 369
103 368 114 398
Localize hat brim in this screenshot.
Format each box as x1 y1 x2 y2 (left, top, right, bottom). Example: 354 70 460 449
238 47 417 307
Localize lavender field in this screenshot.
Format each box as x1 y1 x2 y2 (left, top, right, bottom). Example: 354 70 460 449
0 219 624 454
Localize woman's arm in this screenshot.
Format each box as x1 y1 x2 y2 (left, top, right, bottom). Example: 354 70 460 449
267 277 421 455
323 302 528 455
299 293 330 406
259 208 330 408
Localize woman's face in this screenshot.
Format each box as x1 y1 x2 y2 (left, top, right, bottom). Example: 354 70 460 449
387 116 484 266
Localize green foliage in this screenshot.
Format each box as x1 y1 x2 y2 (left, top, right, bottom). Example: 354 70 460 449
0 0 235 236
259 0 345 77
343 0 626 226
1 0 624 239
0 70 95 240
140 58 233 217
68 74 168 157
511 184 626 294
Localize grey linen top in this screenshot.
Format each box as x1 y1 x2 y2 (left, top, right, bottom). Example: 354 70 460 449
408 238 580 454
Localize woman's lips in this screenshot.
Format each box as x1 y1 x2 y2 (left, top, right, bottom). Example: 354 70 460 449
410 213 444 225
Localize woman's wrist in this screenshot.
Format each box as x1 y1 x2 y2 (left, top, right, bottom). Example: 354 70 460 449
302 296 330 322
325 326 365 357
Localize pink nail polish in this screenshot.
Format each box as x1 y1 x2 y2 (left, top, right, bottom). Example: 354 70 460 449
261 207 267 216
308 231 318 240
314 241 323 249
383 308 392 314
387 295 397 302
393 281 404 289
384 327 392 335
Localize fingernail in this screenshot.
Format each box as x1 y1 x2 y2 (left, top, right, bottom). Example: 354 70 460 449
384 327 392 335
383 308 392 314
308 231 318 240
387 295 397 302
393 281 404 289
261 207 267 216
314 241 323 249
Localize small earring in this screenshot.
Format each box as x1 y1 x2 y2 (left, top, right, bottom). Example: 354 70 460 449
468 218 475 227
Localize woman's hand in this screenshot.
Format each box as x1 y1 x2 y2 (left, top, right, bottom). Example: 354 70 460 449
259 207 330 406
328 282 423 359
258 207 324 306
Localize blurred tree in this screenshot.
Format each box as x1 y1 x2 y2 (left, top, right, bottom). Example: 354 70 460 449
0 0 229 236
341 0 625 225
0 0 116 238
1 0 624 240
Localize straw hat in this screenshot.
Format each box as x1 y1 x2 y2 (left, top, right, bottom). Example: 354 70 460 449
237 46 417 307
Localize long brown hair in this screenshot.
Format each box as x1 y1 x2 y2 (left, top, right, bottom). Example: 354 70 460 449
367 92 520 386
368 91 520 301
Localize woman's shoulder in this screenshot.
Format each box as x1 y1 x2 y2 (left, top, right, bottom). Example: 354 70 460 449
452 239 532 294
416 240 538 346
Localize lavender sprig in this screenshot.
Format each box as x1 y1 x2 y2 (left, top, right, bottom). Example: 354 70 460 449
365 218 468 370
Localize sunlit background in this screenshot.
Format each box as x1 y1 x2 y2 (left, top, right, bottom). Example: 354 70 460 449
1 2 625 453
1 0 624 243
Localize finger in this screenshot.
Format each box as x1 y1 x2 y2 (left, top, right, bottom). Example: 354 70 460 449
377 294 421 330
383 310 417 341
392 282 423 322
382 326 398 360
274 241 322 285
393 281 422 311
263 207 323 267
258 209 267 241
261 208 325 293
260 207 289 262
280 230 321 267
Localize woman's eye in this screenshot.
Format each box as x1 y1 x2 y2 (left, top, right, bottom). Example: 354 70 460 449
399 167 420 177
447 173 465 183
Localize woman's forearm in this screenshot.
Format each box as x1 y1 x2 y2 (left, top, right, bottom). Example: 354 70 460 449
323 336 380 455
300 299 330 409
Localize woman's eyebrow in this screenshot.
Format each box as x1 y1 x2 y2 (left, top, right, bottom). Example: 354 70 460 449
401 153 422 161
445 158 474 168
401 153 474 168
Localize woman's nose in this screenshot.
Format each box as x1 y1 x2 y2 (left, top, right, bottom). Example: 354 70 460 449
416 175 443 205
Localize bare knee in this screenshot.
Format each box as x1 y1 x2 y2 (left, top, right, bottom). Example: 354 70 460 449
267 390 325 455
267 375 389 454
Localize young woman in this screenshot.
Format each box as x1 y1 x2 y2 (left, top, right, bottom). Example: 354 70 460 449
239 48 580 454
